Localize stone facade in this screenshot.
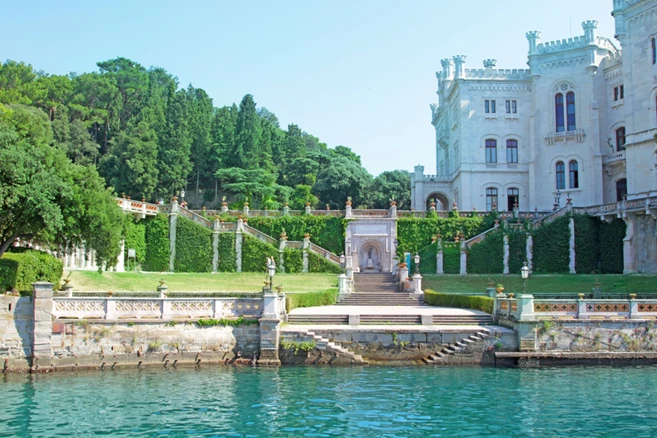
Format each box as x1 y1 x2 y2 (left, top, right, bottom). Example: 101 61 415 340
412 0 657 212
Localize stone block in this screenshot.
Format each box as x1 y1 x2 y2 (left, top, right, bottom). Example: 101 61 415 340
421 315 433 326
349 314 360 325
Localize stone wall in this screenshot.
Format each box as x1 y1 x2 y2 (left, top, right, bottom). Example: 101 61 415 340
0 295 33 369
633 214 657 274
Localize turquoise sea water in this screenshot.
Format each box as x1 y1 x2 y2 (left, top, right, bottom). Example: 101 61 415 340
2 366 657 437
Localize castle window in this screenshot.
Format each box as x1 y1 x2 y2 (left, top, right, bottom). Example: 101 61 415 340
556 161 565 190
505 100 517 114
485 100 496 114
615 127 626 151
507 188 519 211
569 160 579 189
506 140 518 163
555 93 565 132
485 139 497 163
616 178 627 202
566 92 576 131
613 85 624 101
652 38 656 65
486 188 498 211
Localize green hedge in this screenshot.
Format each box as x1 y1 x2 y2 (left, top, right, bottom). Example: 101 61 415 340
308 251 343 274
532 216 570 274
286 289 339 312
143 214 170 272
443 244 461 274
0 250 63 294
396 216 487 256
124 216 146 270
283 248 303 273
508 230 527 274
246 216 345 255
467 231 504 274
424 289 493 314
217 233 237 272
574 215 598 275
599 219 625 274
174 216 213 273
242 234 278 272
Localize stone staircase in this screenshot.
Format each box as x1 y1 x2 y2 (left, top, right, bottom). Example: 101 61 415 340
338 273 421 306
306 330 368 365
422 329 491 364
432 314 495 325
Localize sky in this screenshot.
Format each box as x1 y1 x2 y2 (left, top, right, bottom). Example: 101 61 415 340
3 0 615 176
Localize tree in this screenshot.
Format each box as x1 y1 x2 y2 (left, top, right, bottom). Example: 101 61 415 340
330 145 361 165
215 167 277 209
313 155 373 209
229 94 267 170
370 170 411 209
0 104 122 264
157 89 191 198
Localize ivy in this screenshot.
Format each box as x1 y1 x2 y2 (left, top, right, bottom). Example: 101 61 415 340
532 215 570 274
246 216 346 255
217 233 237 272
442 243 461 274
143 214 170 272
283 248 303 273
599 219 625 274
123 216 146 269
174 216 213 273
308 251 343 274
396 216 487 257
196 316 259 327
467 231 504 274
241 234 278 272
574 214 599 275
507 230 528 274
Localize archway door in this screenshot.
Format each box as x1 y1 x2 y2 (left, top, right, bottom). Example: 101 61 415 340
358 240 384 273
426 192 449 211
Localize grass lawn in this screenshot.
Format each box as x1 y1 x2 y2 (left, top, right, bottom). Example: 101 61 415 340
423 274 657 294
66 271 337 293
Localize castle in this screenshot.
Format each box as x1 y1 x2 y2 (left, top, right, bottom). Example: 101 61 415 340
411 0 657 213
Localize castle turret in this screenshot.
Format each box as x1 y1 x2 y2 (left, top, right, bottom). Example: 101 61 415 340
483 59 497 69
526 30 541 55
453 55 466 79
611 0 627 42
441 58 453 80
582 20 598 44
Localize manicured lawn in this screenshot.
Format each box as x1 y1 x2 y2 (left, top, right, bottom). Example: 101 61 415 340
66 271 337 293
423 274 657 294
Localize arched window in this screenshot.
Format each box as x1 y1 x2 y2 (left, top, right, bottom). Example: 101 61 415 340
569 160 579 189
485 139 497 163
615 127 626 151
555 93 565 132
652 37 656 65
506 139 518 163
507 188 519 211
616 178 627 202
556 161 565 190
486 188 498 211
566 92 576 131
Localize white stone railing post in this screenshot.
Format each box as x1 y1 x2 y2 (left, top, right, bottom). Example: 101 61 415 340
437 238 444 274
345 200 352 218
412 274 423 295
105 298 116 320
161 299 171 320
516 294 535 320
459 240 467 275
278 232 287 273
338 274 349 296
169 197 179 272
212 219 220 273
526 234 533 271
304 203 311 215
235 217 244 273
399 266 409 291
569 217 576 274
503 234 510 275
389 202 397 218
243 202 249 217
577 295 587 318
630 295 639 319
221 201 228 214
283 203 289 216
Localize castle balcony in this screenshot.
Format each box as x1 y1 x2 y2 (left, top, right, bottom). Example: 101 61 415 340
602 150 626 166
544 129 585 145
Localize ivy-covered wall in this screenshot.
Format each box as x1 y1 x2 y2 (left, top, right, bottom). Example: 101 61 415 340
396 216 486 257
143 214 170 272
246 216 345 255
532 216 571 274
174 216 213 273
308 251 343 274
242 234 279 272
217 233 237 273
283 248 303 273
123 216 146 270
467 232 504 274
443 244 460 274
573 215 599 275
507 230 527 274
598 219 625 274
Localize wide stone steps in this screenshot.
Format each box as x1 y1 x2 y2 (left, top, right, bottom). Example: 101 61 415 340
288 315 349 324
353 274 399 293
422 330 491 365
306 331 368 365
287 314 494 326
432 315 495 325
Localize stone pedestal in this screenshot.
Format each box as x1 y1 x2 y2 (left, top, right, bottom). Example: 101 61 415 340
515 294 535 321
257 318 281 366
412 274 423 295
169 200 179 272
31 282 54 368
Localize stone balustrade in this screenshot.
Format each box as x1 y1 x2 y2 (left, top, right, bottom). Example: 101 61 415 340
52 297 270 320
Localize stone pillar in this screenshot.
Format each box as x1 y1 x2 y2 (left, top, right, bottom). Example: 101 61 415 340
304 202 311 215
412 274 423 295
31 282 54 367
389 202 397 218
630 295 639 319
338 274 349 297
158 284 168 299
436 237 444 274
243 202 249 217
212 219 220 273
105 298 117 320
235 218 243 273
526 234 533 271
115 239 126 272
577 295 587 318
169 198 179 272
258 317 281 366
352 250 359 273
526 30 541 55
399 265 409 291
283 203 289 216
515 294 535 321
453 55 466 79
345 200 352 218
569 217 576 274
278 232 287 274
459 240 467 276
221 201 228 214
623 216 636 274
503 234 510 275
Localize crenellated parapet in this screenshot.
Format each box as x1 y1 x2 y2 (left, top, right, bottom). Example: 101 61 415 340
463 68 531 80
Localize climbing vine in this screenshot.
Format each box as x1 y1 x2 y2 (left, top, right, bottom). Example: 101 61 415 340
532 215 571 274
241 234 278 272
246 216 346 255
467 231 504 274
396 216 487 257
143 214 170 272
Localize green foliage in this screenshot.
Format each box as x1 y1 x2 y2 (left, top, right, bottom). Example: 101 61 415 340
507 230 528 274
196 316 258 327
123 217 146 267
599 219 625 274
241 234 278 272
174 216 213 272
442 244 461 274
280 340 316 354
532 216 571 274
307 251 343 274
143 214 170 272
313 155 374 209
217 233 237 272
424 289 494 314
396 216 486 256
0 250 63 294
574 215 599 274
467 231 504 274
283 248 303 273
246 216 345 255
414 242 437 274
286 289 338 312
370 170 411 210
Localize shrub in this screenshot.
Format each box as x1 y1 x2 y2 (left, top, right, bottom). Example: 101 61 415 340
0 250 63 294
442 244 461 274
599 219 625 274
143 214 170 272
574 214 599 274
424 289 493 314
174 216 213 273
241 235 278 272
283 248 304 273
507 230 528 274
396 216 487 256
286 289 339 312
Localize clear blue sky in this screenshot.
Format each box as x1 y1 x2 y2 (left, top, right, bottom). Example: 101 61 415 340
4 0 614 176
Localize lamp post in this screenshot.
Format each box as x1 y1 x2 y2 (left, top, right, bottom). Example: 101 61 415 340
414 253 420 275
521 262 530 294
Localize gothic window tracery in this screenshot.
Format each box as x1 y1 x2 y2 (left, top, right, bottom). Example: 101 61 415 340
554 83 576 133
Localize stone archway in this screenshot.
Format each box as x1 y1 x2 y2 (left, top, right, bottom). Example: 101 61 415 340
358 240 385 273
426 192 449 211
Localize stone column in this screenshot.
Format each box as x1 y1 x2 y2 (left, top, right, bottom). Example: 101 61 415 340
243 202 249 217
304 202 311 215
169 198 179 272
577 295 587 318
115 239 126 272
389 201 397 218
412 274 423 295
503 234 510 275
399 265 409 291
459 240 467 276
526 234 533 271
221 201 228 214
235 218 244 273
283 203 289 216
623 215 636 274
345 199 352 218
212 219 220 273
338 274 349 297
569 217 576 274
259 288 281 366
302 234 310 273
31 282 54 367
436 237 444 274
629 295 639 319
515 294 535 321
278 231 287 274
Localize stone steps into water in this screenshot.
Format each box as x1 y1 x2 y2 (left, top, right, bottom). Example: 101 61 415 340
422 329 492 365
306 331 368 365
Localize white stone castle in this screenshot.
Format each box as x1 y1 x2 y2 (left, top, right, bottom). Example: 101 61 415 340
411 0 657 213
